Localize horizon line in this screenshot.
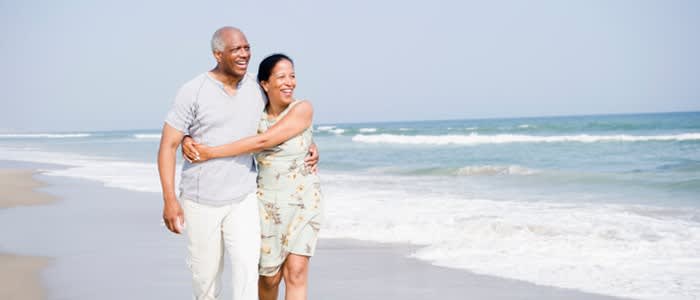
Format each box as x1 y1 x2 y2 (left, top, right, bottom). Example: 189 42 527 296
1 109 698 134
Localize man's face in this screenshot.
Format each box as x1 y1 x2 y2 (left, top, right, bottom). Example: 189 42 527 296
215 31 251 77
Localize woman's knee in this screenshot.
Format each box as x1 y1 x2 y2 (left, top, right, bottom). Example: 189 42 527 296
283 256 309 286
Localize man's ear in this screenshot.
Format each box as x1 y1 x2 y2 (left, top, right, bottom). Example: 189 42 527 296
213 51 222 63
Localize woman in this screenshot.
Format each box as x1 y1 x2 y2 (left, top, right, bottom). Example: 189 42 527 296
183 53 322 300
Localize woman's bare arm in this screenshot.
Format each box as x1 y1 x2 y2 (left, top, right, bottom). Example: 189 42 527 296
191 101 313 161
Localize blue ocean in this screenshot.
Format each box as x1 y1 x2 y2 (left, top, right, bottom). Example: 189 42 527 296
1 111 699 299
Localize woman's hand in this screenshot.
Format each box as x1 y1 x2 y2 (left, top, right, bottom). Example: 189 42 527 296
305 143 319 173
182 136 200 163
193 144 213 162
183 139 214 163
183 138 214 163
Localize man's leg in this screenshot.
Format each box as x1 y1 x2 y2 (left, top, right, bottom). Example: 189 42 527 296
183 199 227 300
222 193 261 300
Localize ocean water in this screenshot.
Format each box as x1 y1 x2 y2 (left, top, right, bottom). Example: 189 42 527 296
1 111 699 299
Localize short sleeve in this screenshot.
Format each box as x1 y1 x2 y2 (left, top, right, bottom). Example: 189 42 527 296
164 85 196 134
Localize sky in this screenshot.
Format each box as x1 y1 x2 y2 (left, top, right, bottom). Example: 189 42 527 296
1 0 699 132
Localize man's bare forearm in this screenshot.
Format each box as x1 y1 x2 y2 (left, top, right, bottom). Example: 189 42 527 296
158 124 186 202
158 146 178 202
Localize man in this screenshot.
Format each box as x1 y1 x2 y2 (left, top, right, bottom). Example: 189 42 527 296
157 26 318 300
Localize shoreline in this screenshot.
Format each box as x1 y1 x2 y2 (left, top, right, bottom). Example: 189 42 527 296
0 160 639 300
0 168 56 300
311 239 634 300
0 169 56 209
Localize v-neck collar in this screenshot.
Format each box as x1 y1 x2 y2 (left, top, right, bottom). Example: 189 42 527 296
206 72 248 97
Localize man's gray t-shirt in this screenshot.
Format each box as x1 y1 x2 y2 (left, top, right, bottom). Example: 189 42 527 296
165 72 266 206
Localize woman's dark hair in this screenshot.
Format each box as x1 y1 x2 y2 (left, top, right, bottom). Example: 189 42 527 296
257 53 294 83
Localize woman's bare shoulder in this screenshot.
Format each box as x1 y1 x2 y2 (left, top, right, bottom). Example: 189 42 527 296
289 100 314 116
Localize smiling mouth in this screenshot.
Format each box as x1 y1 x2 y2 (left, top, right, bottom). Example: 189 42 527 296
235 60 248 68
281 88 293 96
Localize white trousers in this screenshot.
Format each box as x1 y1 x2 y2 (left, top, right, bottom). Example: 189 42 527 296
182 193 261 300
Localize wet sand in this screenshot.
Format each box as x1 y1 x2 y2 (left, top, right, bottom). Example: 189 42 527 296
0 169 54 300
0 169 55 208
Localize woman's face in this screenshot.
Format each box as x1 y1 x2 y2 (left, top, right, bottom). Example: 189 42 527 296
261 59 296 106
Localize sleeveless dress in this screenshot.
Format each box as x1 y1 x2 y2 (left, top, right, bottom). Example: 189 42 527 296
255 100 323 276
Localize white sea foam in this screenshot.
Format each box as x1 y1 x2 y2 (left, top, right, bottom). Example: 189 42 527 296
0 133 91 139
456 165 537 176
353 133 700 145
399 128 412 131
0 147 172 193
133 133 161 139
316 125 345 135
518 124 534 129
358 128 377 133
320 172 700 300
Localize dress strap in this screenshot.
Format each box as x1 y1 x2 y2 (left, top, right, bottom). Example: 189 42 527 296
287 100 302 110
263 100 305 122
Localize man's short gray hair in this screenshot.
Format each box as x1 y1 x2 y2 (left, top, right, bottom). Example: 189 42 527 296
211 26 241 52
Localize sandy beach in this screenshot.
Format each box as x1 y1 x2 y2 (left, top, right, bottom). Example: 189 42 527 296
0 254 50 300
0 169 55 300
0 161 638 300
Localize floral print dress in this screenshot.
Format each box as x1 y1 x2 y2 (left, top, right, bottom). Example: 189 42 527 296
255 100 323 276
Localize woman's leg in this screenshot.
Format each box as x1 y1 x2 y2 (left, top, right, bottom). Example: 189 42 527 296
282 254 310 300
259 272 283 300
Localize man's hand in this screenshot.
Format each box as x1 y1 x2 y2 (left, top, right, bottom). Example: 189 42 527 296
163 200 184 234
158 123 186 235
304 143 319 173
